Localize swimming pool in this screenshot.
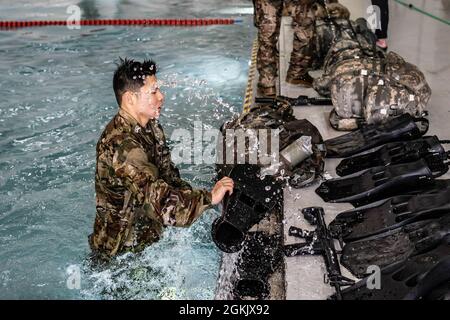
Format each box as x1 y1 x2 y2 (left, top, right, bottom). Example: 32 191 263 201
0 0 255 299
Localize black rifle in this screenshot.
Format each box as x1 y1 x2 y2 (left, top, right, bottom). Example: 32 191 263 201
284 207 354 300
255 95 332 107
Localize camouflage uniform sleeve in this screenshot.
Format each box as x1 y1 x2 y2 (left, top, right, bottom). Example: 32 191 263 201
114 138 212 227
158 143 193 190
151 121 193 190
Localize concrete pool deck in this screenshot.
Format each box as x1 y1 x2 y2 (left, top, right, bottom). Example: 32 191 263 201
216 0 450 300
281 0 450 300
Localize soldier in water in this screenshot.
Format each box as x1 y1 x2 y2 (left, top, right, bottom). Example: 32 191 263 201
89 58 234 261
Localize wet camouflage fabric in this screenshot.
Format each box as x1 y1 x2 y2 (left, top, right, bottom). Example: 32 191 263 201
253 0 318 89
311 13 431 130
217 101 325 187
90 109 212 260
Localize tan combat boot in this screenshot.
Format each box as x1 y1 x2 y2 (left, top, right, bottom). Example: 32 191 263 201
285 72 314 87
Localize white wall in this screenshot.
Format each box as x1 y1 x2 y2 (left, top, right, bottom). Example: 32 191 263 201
339 0 371 20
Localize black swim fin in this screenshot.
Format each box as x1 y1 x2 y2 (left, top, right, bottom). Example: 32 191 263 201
329 187 450 242
348 179 450 207
340 215 450 278
325 114 429 158
315 159 440 206
336 136 450 177
422 179 450 194
332 237 450 300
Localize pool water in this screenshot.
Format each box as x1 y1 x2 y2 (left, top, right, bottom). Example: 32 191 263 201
0 0 255 299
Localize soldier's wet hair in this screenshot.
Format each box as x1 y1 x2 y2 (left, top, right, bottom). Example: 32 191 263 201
113 57 157 105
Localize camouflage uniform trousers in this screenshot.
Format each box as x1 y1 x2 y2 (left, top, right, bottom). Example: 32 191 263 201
254 0 283 90
254 0 317 89
285 0 317 80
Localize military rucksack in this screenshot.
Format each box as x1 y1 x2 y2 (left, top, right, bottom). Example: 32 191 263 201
216 102 325 188
311 1 377 71
326 51 432 130
311 5 432 131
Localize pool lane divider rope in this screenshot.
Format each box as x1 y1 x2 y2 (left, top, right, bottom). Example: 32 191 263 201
242 39 258 114
394 0 450 26
0 18 240 29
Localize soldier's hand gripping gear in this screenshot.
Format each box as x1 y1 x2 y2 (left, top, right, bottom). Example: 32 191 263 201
89 58 233 261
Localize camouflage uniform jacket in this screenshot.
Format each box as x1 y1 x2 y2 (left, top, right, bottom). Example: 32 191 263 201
89 109 212 259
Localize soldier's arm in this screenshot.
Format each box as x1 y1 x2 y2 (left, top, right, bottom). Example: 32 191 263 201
113 138 212 227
